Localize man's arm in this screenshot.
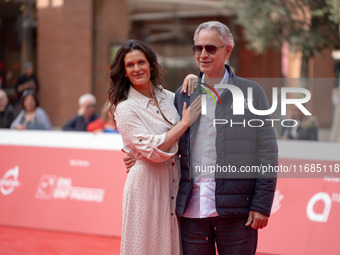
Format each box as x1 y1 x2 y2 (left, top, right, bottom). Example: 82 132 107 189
248 85 278 229
16 82 31 93
62 116 78 131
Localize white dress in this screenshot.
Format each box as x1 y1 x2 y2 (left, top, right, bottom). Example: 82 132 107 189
115 86 181 255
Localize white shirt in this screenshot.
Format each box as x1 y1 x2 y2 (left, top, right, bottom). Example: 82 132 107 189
115 86 180 162
183 69 229 218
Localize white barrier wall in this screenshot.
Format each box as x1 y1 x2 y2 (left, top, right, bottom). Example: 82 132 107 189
0 130 340 254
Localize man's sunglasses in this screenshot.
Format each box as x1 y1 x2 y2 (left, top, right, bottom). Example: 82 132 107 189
192 45 225 55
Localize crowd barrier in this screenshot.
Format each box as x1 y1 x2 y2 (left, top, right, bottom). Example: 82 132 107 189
0 130 339 254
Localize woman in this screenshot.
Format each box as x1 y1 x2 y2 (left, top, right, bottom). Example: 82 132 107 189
86 101 118 133
108 40 201 255
11 90 52 130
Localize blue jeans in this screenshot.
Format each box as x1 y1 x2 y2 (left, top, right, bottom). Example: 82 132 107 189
180 216 258 255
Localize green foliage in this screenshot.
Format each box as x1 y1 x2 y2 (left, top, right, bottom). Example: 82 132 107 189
326 0 340 23
226 0 340 57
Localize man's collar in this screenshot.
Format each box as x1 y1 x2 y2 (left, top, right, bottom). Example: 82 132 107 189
198 64 235 80
200 65 231 88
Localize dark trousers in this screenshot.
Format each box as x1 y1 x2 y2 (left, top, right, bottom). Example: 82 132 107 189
180 216 258 255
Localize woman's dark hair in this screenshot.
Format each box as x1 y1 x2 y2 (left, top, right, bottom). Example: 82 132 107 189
108 40 166 111
21 89 39 109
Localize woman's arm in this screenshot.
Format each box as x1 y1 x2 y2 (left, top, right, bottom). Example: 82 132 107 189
158 96 201 151
36 107 52 130
115 96 201 163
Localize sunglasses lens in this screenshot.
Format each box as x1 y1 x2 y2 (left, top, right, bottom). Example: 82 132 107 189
193 45 203 54
205 45 217 54
193 45 219 55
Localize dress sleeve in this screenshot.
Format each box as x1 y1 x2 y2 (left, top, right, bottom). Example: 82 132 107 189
36 108 52 130
115 103 178 163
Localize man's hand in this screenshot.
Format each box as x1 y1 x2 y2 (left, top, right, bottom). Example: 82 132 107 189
245 210 269 229
78 105 86 115
122 149 136 173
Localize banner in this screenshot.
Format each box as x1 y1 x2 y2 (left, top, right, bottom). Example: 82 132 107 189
0 130 125 237
1 130 340 254
257 141 340 255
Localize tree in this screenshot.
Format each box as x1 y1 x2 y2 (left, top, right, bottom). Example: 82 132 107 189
225 0 340 78
225 0 340 141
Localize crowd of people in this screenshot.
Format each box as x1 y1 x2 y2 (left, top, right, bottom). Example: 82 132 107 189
0 87 116 132
0 62 118 133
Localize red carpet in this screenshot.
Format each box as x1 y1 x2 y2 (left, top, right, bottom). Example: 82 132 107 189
0 226 271 255
0 226 120 255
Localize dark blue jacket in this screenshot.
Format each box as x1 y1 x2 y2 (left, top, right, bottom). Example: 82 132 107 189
62 114 99 131
174 65 278 217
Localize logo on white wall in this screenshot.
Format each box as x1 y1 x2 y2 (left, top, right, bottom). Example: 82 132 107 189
35 175 57 199
271 190 284 214
0 166 21 195
36 175 105 203
306 192 332 223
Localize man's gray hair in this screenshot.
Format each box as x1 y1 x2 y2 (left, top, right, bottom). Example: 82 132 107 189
193 21 235 48
78 93 96 105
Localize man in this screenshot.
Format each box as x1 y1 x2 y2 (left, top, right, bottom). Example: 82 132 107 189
0 89 16 128
15 62 39 103
174 21 277 254
62 93 99 131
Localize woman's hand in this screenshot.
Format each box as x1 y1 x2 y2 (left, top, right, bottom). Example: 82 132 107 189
181 96 202 128
157 96 202 152
180 74 198 96
122 148 136 173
